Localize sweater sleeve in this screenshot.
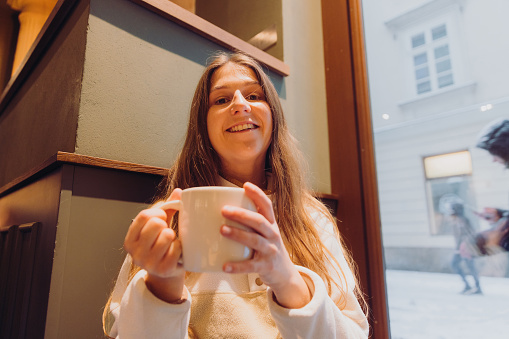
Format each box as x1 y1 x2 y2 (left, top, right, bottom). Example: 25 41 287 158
266 212 369 338
108 268 192 339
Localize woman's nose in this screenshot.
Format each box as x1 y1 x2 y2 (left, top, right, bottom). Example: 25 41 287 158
231 90 251 114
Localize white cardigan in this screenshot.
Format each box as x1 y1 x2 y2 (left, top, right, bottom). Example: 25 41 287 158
106 180 369 338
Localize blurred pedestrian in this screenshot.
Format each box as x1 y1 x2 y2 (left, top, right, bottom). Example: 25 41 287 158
449 203 482 295
476 118 509 168
475 119 509 253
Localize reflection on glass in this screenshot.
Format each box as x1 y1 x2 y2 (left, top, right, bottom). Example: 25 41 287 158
362 0 509 337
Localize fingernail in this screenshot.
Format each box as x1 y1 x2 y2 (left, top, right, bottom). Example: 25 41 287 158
224 264 232 273
222 225 231 234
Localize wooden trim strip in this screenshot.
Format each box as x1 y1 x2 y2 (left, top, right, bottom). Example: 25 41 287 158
55 152 168 176
0 152 168 198
129 0 290 77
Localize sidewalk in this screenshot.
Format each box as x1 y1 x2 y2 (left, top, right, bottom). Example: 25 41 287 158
385 270 509 339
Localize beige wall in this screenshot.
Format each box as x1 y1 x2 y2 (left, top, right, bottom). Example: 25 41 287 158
281 0 330 193
76 0 330 193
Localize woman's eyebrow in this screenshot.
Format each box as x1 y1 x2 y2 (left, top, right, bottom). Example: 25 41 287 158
210 80 260 92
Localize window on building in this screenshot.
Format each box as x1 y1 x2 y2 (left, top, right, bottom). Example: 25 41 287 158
423 151 476 235
411 24 454 95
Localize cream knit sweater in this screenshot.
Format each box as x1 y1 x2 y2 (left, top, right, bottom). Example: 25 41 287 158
106 180 369 338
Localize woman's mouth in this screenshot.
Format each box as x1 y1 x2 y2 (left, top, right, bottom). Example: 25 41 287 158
227 123 257 132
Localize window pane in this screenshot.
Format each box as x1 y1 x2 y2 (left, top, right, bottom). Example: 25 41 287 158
412 33 426 48
414 53 428 66
362 0 509 338
436 59 452 73
438 73 454 87
417 80 431 94
434 45 450 59
432 24 447 40
415 66 429 80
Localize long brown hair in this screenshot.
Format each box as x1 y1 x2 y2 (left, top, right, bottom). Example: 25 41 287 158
103 52 366 334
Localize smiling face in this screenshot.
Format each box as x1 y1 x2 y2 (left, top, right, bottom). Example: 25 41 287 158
207 62 273 176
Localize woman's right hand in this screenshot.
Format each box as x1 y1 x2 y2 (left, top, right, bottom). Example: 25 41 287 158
124 189 187 303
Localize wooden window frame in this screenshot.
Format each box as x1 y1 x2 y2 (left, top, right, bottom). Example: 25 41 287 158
321 0 389 337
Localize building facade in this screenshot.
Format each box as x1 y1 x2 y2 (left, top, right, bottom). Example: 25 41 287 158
362 0 509 275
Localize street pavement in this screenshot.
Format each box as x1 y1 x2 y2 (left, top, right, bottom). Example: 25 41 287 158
385 270 509 339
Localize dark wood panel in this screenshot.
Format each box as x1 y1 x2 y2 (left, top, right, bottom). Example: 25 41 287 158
0 0 88 189
0 222 39 339
0 168 64 338
0 225 16 335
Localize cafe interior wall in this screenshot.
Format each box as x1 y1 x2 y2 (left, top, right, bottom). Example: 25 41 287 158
74 0 332 194
0 0 331 194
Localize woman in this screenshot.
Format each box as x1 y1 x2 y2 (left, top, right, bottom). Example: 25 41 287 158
103 52 369 338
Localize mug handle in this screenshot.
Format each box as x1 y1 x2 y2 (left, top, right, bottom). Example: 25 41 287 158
159 200 182 211
158 200 184 265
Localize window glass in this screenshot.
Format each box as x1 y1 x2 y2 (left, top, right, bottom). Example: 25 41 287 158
362 0 509 337
415 67 429 80
436 59 452 73
417 80 431 94
432 24 447 40
434 45 450 59
414 53 428 66
438 73 454 88
412 33 426 48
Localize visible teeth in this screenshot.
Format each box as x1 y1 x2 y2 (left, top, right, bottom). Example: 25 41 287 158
229 123 256 132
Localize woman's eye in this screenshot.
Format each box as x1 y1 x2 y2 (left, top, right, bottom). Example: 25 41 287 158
215 98 229 105
246 94 260 101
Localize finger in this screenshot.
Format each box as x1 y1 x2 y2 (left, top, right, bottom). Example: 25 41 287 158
221 206 277 239
244 182 275 223
144 229 180 275
150 227 177 259
160 239 184 273
224 258 262 274
125 208 168 245
134 217 170 255
221 225 274 253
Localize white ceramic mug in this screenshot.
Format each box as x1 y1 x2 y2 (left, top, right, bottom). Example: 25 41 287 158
160 186 255 272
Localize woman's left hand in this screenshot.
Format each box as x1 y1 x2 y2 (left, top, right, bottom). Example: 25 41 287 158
220 182 311 308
